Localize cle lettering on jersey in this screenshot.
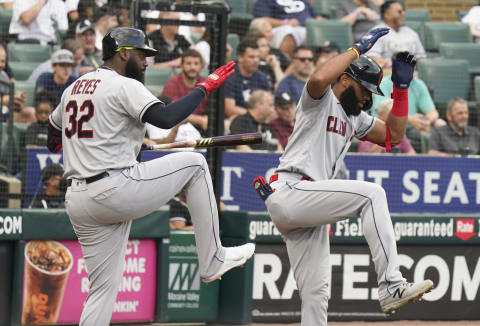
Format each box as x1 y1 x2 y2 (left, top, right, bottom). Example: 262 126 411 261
326 116 347 137
71 79 101 95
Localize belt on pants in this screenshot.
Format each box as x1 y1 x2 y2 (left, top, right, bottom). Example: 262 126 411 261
67 171 110 187
269 173 311 184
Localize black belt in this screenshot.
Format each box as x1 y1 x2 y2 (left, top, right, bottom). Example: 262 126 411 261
67 172 110 187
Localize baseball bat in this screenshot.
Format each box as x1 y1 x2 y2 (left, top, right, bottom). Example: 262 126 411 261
142 133 262 150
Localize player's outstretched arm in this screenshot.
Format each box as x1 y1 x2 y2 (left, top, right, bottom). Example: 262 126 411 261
307 28 389 99
364 52 416 150
143 62 235 129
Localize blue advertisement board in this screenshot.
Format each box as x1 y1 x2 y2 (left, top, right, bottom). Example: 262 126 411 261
25 149 480 213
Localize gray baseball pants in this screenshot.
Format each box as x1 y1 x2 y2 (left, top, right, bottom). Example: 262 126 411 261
265 172 406 326
65 152 225 326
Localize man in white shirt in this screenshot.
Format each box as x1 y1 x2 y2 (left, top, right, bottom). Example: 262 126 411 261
462 5 480 44
366 0 426 68
93 6 118 51
9 0 68 45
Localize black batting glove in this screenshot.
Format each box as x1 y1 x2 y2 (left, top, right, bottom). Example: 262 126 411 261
352 27 390 56
391 51 416 89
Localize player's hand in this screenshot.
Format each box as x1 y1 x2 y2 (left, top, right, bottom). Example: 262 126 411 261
352 27 389 55
391 51 416 89
196 61 236 95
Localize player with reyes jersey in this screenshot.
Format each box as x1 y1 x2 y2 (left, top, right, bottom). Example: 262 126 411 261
47 27 255 326
254 28 434 325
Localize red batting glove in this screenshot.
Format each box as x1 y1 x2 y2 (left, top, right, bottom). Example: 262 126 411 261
196 61 236 95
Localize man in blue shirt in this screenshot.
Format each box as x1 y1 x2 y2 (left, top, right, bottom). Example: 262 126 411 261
254 0 323 57
276 46 314 104
224 39 272 120
35 49 77 107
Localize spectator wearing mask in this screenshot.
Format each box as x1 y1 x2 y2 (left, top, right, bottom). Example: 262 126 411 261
336 0 383 42
358 98 415 154
35 49 76 106
428 97 480 157
367 0 426 68
25 91 56 147
224 39 272 119
10 0 68 45
270 92 296 150
230 89 280 152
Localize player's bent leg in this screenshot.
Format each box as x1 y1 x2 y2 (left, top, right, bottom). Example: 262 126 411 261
285 226 330 326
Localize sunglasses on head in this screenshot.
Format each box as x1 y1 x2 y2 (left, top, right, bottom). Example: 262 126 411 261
295 57 314 62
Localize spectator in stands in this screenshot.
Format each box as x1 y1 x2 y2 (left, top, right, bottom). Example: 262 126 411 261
25 91 56 147
0 0 12 10
358 98 415 154
276 46 314 104
270 91 295 150
10 0 68 45
313 41 340 68
243 32 286 90
224 39 272 119
428 97 480 157
230 90 280 152
35 49 76 106
371 73 445 152
93 6 119 51
462 4 480 44
193 26 232 68
367 1 426 68
75 19 103 74
149 11 191 69
253 0 323 57
162 49 208 133
336 0 383 42
31 163 66 209
169 192 194 230
28 39 84 83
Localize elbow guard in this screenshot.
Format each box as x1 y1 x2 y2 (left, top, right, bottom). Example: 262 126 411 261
47 121 62 153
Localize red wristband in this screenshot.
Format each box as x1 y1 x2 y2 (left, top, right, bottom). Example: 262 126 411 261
390 86 408 117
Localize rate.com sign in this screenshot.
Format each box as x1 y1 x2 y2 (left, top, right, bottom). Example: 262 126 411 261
251 244 480 322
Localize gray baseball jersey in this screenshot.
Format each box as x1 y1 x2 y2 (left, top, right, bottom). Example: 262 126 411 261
265 86 406 326
278 86 376 180
49 68 160 179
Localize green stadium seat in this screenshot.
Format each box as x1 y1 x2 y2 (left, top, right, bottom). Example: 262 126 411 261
475 76 480 103
0 122 26 175
224 0 253 20
405 9 430 22
404 21 425 47
227 33 240 61
14 81 35 107
439 43 480 74
145 68 174 87
424 22 472 52
9 62 40 81
417 59 470 116
311 0 329 17
0 8 12 39
7 43 51 63
146 85 164 98
306 19 353 51
323 0 347 18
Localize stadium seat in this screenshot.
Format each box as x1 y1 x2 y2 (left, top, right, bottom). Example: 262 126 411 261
145 68 174 87
306 19 353 51
439 43 480 74
146 85 164 97
311 0 329 17
424 22 472 52
405 9 430 22
0 122 26 175
0 8 12 39
417 59 470 116
227 33 240 61
404 21 425 47
14 81 35 107
322 0 348 18
7 44 51 62
9 62 40 81
475 76 480 103
224 0 253 20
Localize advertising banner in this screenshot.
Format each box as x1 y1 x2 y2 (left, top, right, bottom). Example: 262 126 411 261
26 149 480 213
21 239 156 325
252 244 480 322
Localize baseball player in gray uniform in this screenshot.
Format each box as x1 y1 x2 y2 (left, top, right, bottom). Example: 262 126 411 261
47 27 255 326
254 28 433 325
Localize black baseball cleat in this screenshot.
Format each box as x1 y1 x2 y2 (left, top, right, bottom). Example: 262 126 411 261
253 176 274 201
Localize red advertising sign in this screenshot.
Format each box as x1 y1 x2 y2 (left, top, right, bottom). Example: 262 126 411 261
22 239 157 325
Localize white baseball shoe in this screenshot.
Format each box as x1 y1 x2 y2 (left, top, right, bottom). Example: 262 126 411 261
380 279 434 314
202 243 255 283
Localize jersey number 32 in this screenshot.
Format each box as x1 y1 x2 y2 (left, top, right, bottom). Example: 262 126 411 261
65 99 94 139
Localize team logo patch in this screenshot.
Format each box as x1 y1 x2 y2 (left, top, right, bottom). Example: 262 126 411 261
454 219 475 241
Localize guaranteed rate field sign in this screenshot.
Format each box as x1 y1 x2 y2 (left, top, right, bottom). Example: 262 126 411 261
21 239 157 324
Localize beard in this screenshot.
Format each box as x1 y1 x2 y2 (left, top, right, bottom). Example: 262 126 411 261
125 57 145 83
339 85 372 117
